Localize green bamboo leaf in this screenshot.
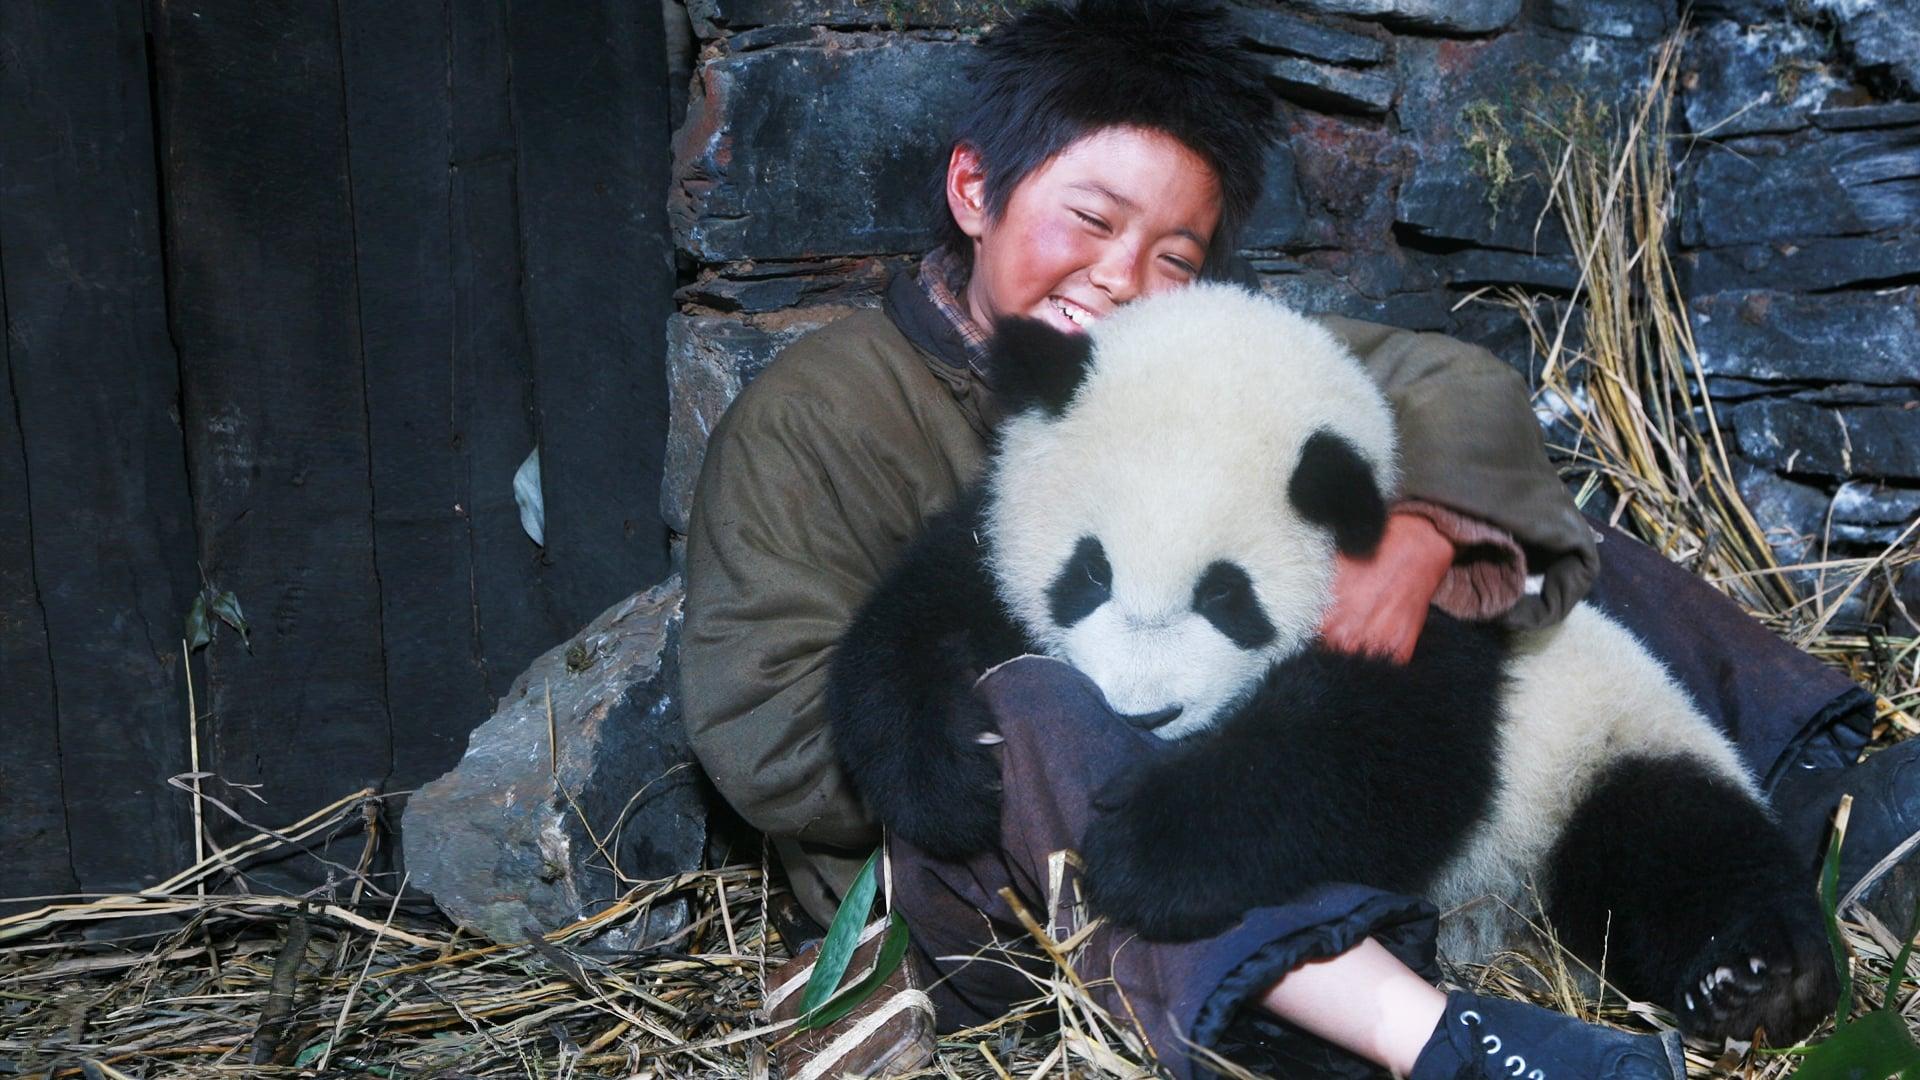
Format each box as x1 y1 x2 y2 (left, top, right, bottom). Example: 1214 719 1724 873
185 593 212 652
210 589 250 650
1823 818 1853 1027
292 1039 331 1067
798 913 911 1031
1886 898 1920 1007
1785 1009 1920 1080
800 847 880 1017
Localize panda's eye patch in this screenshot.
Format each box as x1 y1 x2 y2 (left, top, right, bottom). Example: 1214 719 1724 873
1192 561 1275 649
1047 537 1112 628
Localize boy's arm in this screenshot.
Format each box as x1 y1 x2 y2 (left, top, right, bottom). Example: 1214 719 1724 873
681 388 911 855
1316 313 1599 630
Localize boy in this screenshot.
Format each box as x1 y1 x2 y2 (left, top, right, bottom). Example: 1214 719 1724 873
682 1 1907 1075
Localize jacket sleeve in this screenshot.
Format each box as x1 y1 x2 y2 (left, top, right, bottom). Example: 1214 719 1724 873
679 381 921 855
1316 313 1599 629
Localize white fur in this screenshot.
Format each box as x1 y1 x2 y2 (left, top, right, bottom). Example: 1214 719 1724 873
1431 602 1758 959
984 285 1397 736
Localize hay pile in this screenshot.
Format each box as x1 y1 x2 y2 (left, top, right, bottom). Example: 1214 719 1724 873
6 30 1917 1080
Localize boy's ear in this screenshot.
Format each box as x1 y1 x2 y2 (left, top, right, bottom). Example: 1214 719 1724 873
946 142 990 240
1287 430 1388 557
989 317 1095 418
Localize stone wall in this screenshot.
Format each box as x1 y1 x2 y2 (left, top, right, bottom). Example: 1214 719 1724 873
663 0 1919 622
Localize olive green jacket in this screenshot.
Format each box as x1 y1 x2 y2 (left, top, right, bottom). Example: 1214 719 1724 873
681 275 1597 926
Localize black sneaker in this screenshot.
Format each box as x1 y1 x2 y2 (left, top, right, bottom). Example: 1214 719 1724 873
1774 736 1920 928
1409 992 1684 1080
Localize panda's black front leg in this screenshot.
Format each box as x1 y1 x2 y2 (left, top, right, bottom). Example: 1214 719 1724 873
1546 755 1836 1043
1083 636 1506 941
828 492 1031 861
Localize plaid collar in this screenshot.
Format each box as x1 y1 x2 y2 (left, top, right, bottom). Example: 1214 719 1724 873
915 246 992 373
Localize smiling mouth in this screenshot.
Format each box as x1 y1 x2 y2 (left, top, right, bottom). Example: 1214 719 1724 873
1050 296 1097 329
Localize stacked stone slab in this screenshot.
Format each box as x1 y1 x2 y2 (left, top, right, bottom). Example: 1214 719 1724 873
665 0 1920 626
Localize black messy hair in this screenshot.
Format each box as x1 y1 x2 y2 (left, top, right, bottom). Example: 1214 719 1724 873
936 0 1278 278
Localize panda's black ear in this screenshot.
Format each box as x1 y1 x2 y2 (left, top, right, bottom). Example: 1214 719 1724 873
1288 430 1387 557
989 317 1095 418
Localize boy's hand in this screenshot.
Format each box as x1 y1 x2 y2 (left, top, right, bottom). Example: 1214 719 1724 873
1319 511 1455 665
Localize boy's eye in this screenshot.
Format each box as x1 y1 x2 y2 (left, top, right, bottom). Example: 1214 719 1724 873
1164 255 1199 278
1071 209 1110 232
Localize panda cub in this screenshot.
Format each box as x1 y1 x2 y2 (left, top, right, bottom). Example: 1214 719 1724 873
827 284 1834 1043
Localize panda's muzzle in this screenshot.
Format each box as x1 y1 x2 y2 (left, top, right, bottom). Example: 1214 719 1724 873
1120 705 1184 733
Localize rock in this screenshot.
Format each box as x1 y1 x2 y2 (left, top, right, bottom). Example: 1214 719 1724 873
1690 287 1920 386
1265 55 1396 115
1814 102 1920 131
1394 33 1641 252
405 578 703 950
1284 110 1409 252
1830 480 1920 546
1238 138 1312 251
1731 399 1920 481
1681 20 1847 138
1425 247 1582 292
1276 0 1520 35
686 0 1005 32
662 311 845 534
675 256 907 313
1824 0 1920 97
672 40 970 262
1236 7 1388 65
1679 229 1920 294
1541 0 1672 40
1677 118 1920 248
1732 458 1829 595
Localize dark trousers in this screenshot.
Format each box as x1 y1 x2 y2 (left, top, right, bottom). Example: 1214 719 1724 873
888 523 1875 1079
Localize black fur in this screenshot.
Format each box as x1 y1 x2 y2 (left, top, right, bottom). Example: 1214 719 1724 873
934 0 1280 276
1192 560 1274 649
1081 614 1508 940
1546 756 1836 1042
828 490 1031 859
1046 536 1112 627
1287 430 1387 557
990 316 1096 418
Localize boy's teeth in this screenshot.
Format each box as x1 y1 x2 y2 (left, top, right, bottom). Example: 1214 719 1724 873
1053 298 1086 326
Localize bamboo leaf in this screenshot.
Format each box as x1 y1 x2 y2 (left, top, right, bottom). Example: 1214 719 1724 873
1885 898 1920 1007
292 1040 330 1068
185 593 212 652
210 589 250 650
800 847 880 1018
797 913 910 1031
1823 813 1853 1027
1785 1009 1920 1080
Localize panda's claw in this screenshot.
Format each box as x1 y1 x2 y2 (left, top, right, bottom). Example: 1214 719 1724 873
1670 902 1835 1045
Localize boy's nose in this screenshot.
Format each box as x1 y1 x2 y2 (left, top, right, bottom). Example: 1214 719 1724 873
1088 243 1146 305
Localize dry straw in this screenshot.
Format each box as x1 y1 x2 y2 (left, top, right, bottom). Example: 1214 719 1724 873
5 30 1916 1080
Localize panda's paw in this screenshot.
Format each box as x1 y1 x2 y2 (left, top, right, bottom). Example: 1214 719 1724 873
873 689 1004 861
1673 903 1835 1045
1080 801 1244 941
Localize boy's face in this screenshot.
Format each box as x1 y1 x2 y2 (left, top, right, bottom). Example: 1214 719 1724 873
948 126 1222 337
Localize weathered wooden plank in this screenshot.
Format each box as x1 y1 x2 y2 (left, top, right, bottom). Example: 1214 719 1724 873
152 0 392 881
0 261 77 909
451 0 570 703
339 0 494 791
509 0 674 630
0 0 197 894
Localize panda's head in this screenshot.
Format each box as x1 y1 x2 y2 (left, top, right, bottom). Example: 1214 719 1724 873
983 284 1399 740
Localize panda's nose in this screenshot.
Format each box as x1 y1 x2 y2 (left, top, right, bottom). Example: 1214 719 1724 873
1120 705 1183 732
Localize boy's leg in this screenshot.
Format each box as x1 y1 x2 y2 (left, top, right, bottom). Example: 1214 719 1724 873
1581 522 1920 920
1581 521 1874 787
